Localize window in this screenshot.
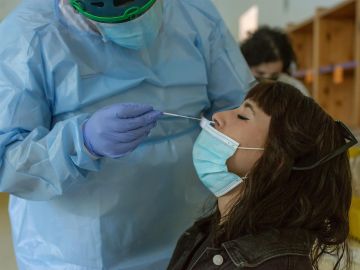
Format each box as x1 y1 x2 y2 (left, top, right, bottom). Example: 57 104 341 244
238 5 259 42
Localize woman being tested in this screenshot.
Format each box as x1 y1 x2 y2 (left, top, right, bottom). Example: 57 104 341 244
168 81 355 270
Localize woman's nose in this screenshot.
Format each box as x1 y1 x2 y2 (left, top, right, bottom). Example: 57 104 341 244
212 111 226 129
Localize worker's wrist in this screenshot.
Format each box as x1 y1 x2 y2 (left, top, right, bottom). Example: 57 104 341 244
81 121 102 160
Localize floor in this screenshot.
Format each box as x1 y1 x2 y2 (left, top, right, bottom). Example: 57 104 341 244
0 193 17 270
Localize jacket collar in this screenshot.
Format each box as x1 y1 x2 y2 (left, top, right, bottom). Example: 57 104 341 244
222 229 314 268
191 219 314 268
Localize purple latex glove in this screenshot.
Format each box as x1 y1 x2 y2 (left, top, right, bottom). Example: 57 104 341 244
83 103 162 158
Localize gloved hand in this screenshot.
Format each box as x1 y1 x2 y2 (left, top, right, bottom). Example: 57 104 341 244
83 103 162 158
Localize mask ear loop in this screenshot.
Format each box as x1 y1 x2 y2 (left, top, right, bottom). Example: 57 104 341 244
234 144 265 184
238 146 264 151
241 172 249 180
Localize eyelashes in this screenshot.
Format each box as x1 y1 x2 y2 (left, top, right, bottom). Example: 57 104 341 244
237 114 249 121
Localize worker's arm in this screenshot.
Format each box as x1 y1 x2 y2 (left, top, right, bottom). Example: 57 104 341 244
0 34 100 201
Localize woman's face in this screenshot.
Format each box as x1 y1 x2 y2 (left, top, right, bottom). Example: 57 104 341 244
251 60 283 80
212 99 271 176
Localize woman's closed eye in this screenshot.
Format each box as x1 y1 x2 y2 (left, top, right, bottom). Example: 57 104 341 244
237 114 249 121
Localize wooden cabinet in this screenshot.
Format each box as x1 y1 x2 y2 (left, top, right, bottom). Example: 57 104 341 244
288 0 360 129
288 19 315 95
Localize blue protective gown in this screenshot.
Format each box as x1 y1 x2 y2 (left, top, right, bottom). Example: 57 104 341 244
0 0 255 269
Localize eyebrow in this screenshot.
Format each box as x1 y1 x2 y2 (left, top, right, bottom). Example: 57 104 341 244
244 101 256 115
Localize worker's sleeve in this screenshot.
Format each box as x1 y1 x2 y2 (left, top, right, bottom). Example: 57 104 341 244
0 36 101 201
204 19 256 116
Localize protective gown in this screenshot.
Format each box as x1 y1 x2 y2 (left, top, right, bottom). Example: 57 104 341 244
0 0 254 269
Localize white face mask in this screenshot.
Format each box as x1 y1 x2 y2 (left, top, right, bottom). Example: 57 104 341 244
96 0 163 50
192 118 264 197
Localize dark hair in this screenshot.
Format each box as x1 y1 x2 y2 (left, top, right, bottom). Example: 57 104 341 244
241 26 297 74
210 81 352 270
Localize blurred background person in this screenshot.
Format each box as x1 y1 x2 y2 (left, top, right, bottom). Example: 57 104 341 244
241 26 310 96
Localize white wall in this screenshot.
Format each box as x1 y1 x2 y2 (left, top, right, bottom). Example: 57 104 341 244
0 0 344 41
212 0 343 41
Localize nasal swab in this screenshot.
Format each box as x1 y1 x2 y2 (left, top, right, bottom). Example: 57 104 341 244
163 112 215 124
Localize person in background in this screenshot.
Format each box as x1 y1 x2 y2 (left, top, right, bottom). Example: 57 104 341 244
241 26 310 96
0 0 255 269
168 81 355 270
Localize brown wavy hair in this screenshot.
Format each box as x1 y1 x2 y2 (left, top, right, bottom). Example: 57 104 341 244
211 81 352 270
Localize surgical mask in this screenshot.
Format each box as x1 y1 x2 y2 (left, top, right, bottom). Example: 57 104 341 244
97 0 163 50
193 118 264 197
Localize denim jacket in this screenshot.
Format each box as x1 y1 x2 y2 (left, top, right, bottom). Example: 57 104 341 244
167 219 314 270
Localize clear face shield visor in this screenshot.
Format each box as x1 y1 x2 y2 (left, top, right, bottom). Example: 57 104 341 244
69 0 157 23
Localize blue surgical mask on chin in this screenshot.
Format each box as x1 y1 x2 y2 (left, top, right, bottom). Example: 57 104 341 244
193 118 265 197
97 0 163 50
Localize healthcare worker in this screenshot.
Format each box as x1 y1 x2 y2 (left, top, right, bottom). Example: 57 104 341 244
0 0 254 269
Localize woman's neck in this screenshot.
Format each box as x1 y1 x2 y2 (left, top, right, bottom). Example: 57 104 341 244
217 185 244 222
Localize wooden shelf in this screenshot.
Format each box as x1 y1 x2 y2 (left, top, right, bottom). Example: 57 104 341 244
317 73 355 126
288 19 315 95
293 61 357 79
287 18 313 33
319 0 356 19
288 0 360 128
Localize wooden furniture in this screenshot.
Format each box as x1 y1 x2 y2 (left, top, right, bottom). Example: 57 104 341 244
288 0 360 129
289 2 360 269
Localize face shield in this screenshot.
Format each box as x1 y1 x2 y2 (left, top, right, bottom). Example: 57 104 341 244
70 0 163 50
69 0 156 24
